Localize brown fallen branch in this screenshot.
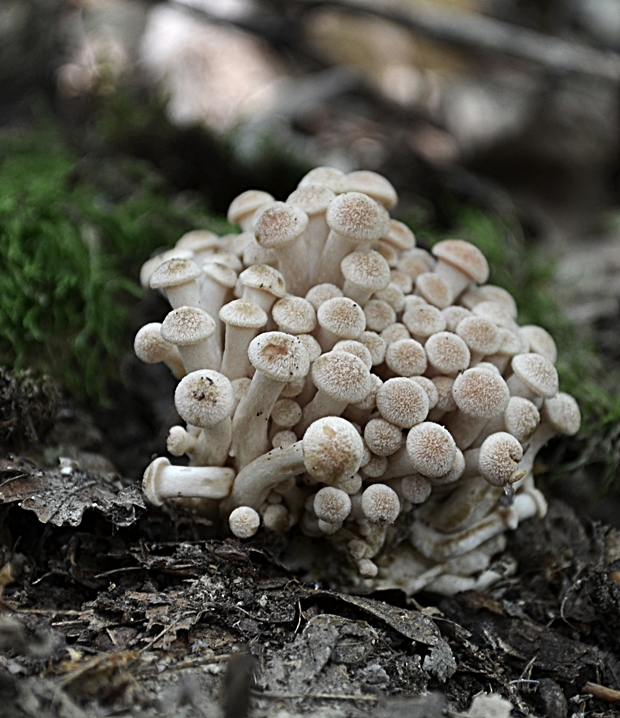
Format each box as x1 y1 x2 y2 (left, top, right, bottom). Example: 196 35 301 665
582 682 620 703
291 0 620 82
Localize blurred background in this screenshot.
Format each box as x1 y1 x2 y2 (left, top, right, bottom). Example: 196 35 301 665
2 0 620 522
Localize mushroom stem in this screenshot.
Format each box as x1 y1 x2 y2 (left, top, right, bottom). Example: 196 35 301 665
231 371 287 469
143 458 235 506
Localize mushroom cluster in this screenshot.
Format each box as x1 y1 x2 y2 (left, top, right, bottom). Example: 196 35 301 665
137 167 580 595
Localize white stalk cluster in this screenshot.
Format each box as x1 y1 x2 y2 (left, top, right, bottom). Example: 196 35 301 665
136 167 580 596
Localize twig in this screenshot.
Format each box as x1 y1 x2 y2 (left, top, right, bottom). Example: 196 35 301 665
254 690 378 701
582 682 620 702
291 0 620 83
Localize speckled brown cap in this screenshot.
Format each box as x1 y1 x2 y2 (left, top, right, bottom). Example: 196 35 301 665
452 367 510 418
255 201 309 249
272 296 317 334
326 192 385 243
511 353 559 399
227 190 274 226
150 257 202 290
345 170 398 208
424 331 471 375
311 351 371 404
247 331 310 382
161 306 216 346
174 369 234 428
302 416 364 484
406 422 456 478
376 377 429 428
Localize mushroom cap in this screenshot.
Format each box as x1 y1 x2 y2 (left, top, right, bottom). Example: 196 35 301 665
381 323 410 345
397 248 435 280
431 239 489 284
520 325 558 363
381 219 415 251
247 331 310 382
298 166 347 194
403 303 446 338
239 264 287 298
332 339 373 368
346 170 398 208
174 370 235 428
326 192 385 243
302 416 365 484
229 506 261 538
432 376 457 413
219 299 268 329
478 432 523 487
227 190 274 225
361 453 389 478
472 300 515 329
203 261 237 288
364 418 403 456
143 457 170 506
363 299 396 332
542 392 581 436
317 297 366 340
401 475 432 504
385 338 427 377
456 316 503 356
461 284 518 318
271 399 303 428
361 484 400 524
452 367 510 418
415 273 452 309
504 396 540 444
311 351 372 404
297 333 323 362
390 269 413 294
411 376 439 410
374 282 405 313
314 487 352 523
341 250 391 292
134 323 174 363
255 201 309 249
272 296 317 334
406 422 457 478
511 353 559 399
150 257 202 290
359 331 387 365
376 377 429 428
287 184 335 215
161 306 216 346
424 331 471 375
305 283 343 309
175 229 220 251
442 305 473 333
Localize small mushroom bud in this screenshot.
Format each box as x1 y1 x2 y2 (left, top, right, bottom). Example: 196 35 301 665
238 264 287 313
231 332 310 469
363 300 396 333
255 201 310 296
507 353 559 407
297 351 372 434
219 299 268 379
345 170 398 208
431 239 489 303
174 370 235 466
424 331 471 376
445 367 511 449
314 487 352 524
228 190 275 231
316 297 366 351
134 322 185 379
150 257 203 310
402 303 446 344
317 192 386 285
361 484 401 525
341 250 391 305
229 506 261 538
161 306 220 373
287 184 335 285
478 432 524 486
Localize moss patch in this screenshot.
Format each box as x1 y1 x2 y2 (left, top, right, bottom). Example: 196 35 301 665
0 115 229 401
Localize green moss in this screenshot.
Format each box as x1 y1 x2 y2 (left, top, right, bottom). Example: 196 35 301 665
410 205 620 491
0 117 229 402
